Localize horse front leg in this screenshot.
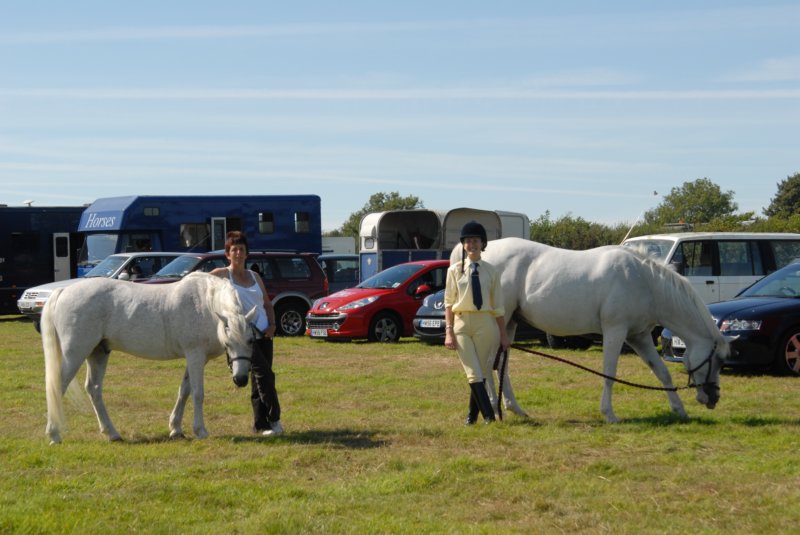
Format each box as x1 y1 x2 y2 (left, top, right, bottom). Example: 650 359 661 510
169 369 191 438
185 355 208 439
600 331 627 423
626 331 687 419
85 347 122 441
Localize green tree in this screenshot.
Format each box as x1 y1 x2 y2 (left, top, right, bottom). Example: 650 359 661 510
530 211 629 249
338 192 424 250
643 178 738 225
764 172 800 218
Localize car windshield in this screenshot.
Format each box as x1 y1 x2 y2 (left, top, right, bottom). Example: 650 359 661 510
151 256 202 279
739 263 800 297
358 263 424 289
84 256 127 278
622 238 674 262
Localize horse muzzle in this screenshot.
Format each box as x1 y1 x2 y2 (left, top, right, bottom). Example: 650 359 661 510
696 383 720 409
226 353 252 388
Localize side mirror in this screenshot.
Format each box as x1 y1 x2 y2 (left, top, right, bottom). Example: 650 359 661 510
415 284 433 297
668 260 684 275
117 272 131 281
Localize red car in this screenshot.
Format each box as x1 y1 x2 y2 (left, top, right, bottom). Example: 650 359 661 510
306 260 449 342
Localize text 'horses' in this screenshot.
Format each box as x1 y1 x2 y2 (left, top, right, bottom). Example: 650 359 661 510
42 273 256 444
452 237 730 423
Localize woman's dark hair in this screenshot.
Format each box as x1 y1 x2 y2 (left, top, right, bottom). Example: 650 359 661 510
224 231 249 254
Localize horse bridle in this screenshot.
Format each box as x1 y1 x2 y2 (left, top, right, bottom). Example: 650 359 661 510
225 323 258 371
685 342 720 391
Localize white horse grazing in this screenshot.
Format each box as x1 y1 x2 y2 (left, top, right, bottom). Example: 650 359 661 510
41 272 257 444
452 237 730 423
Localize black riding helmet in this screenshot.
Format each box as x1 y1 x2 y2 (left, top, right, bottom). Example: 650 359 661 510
459 220 487 274
459 220 487 250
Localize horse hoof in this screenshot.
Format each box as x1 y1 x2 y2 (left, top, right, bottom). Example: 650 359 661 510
109 435 123 442
169 431 185 440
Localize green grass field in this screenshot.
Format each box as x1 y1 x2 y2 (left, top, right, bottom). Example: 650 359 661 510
1 315 798 534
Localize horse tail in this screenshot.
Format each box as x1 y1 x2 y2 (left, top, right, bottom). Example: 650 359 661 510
42 287 66 439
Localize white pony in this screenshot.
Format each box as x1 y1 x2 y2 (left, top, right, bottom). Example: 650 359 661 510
42 272 257 444
452 237 730 423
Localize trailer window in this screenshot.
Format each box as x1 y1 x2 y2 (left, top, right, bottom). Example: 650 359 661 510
258 212 274 234
295 211 310 233
55 236 68 257
180 224 210 249
121 233 153 252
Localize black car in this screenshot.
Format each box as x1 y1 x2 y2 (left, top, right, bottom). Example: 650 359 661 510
412 290 448 344
662 261 800 375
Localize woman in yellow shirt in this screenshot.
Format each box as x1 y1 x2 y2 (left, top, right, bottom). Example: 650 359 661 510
444 221 510 425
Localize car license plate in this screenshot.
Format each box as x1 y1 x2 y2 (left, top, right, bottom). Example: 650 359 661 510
420 319 441 328
17 300 34 311
310 328 328 337
671 336 686 349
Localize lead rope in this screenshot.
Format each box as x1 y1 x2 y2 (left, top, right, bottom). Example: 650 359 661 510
508 343 691 392
492 348 509 420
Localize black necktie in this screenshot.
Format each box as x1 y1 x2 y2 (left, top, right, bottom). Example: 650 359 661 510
471 263 482 310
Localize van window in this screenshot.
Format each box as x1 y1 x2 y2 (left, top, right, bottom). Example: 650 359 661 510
772 240 800 268
718 241 759 277
679 241 713 276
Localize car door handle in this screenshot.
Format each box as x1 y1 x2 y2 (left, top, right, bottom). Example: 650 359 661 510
705 280 715 285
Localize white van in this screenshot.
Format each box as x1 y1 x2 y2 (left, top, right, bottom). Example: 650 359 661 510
622 232 800 304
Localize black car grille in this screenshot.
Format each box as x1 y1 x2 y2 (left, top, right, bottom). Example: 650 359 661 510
306 314 347 330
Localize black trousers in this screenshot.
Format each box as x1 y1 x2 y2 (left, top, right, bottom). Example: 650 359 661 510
251 337 280 430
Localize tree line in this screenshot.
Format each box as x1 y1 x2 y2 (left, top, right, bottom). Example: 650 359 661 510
326 173 800 251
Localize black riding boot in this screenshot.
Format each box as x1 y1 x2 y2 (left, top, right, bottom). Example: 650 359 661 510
465 389 479 426
469 380 496 423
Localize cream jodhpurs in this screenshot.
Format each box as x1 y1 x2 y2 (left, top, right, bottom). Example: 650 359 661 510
454 312 499 383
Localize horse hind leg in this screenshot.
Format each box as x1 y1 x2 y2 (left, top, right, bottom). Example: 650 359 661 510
626 332 687 419
85 346 123 441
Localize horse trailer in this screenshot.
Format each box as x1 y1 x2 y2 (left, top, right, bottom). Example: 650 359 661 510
357 207 530 281
76 195 323 276
0 205 86 314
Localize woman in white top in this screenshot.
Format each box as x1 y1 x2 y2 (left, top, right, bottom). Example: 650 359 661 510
211 231 283 436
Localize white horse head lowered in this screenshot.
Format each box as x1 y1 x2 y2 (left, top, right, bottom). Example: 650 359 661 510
452 237 730 423
41 272 257 444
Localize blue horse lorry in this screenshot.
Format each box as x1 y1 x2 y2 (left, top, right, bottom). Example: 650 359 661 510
0 195 322 314
76 195 322 276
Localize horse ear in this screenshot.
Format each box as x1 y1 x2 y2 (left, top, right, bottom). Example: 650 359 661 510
244 306 258 324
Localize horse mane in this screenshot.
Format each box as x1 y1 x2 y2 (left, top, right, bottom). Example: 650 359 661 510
628 250 722 342
184 272 244 318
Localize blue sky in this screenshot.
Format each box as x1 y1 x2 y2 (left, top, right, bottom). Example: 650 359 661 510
1 1 798 231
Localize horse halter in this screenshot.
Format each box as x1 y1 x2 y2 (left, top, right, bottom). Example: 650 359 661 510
685 342 720 392
225 323 258 371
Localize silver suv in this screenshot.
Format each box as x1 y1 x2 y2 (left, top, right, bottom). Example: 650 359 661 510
17 252 181 329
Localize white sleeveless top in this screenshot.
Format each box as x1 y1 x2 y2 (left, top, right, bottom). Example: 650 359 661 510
228 269 269 331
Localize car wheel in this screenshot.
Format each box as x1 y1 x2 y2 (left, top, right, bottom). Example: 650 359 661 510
276 302 308 337
369 312 401 343
774 327 800 376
